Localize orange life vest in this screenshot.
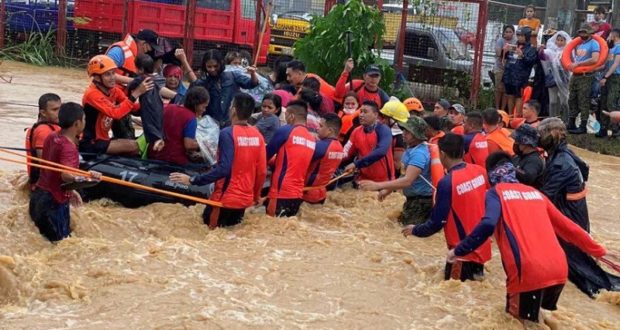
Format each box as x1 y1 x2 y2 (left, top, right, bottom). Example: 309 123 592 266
427 143 445 202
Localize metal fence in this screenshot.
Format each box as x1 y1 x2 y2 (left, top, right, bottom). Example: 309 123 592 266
374 0 488 107
0 0 269 67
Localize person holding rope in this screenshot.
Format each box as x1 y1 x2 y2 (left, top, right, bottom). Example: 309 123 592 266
403 133 490 282
169 93 267 228
448 151 613 328
29 103 101 242
358 116 433 226
25 93 62 186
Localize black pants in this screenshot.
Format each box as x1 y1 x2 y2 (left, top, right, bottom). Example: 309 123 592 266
29 189 71 241
506 284 564 322
203 205 246 228
266 198 303 217
112 114 136 139
444 261 484 282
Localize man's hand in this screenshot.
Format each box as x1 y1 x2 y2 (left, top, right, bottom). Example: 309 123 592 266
246 66 258 76
175 48 188 62
344 162 356 173
600 78 607 87
446 249 457 264
377 189 391 202
132 77 154 99
70 190 83 206
169 172 191 185
569 62 579 71
88 170 102 181
344 58 354 73
358 180 381 191
401 224 414 237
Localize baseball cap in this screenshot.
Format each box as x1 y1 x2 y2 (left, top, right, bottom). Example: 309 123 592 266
135 29 163 53
398 116 428 140
449 103 466 114
365 65 381 76
577 23 594 34
437 99 451 110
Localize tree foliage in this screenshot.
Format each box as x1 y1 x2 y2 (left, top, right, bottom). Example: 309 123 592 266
294 0 395 92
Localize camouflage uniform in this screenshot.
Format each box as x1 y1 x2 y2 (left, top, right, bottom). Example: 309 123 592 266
568 73 594 128
395 116 433 226
399 196 433 225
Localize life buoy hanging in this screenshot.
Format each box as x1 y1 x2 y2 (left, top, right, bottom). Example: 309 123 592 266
561 35 609 74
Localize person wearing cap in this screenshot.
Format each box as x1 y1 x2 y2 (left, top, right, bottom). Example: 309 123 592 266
80 55 153 156
448 151 611 328
404 97 424 116
482 108 515 156
106 29 163 87
448 103 466 135
379 98 410 177
433 99 452 132
502 26 537 118
463 111 489 167
567 24 601 134
511 124 544 188
537 118 620 296
334 58 390 108
358 116 433 226
343 101 394 183
403 133 491 282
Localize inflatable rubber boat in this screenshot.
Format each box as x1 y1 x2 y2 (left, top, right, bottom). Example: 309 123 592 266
80 155 213 208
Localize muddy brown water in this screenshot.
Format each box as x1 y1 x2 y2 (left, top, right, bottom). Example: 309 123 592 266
0 60 619 329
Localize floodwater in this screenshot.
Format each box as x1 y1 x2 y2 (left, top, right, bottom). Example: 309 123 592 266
0 60 619 329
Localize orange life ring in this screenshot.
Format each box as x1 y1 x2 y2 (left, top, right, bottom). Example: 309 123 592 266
561 35 609 74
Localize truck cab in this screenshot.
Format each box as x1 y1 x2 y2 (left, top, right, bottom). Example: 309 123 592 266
268 0 324 61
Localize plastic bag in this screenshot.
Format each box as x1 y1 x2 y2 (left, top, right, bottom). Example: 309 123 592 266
196 115 220 166
587 113 600 134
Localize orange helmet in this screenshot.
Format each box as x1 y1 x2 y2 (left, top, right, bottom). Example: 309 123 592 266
87 55 117 76
403 97 424 112
497 110 510 128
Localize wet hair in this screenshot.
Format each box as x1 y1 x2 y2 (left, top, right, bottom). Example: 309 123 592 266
299 88 322 112
58 102 84 129
502 25 515 34
302 77 321 92
483 108 500 126
232 93 255 120
486 151 513 174
438 133 464 159
262 93 282 111
286 60 306 73
201 49 225 75
361 100 379 113
524 100 540 114
423 115 442 131
322 113 342 134
465 111 483 129
278 84 298 95
38 93 61 110
273 59 290 85
135 54 155 74
286 100 308 120
184 86 210 113
343 91 360 104
224 51 240 65
594 6 607 15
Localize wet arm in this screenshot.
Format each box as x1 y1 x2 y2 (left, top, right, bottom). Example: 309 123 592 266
546 198 606 257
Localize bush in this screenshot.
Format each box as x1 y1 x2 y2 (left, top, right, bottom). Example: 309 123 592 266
294 0 395 93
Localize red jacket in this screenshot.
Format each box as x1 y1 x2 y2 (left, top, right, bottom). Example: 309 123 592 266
494 183 606 293
267 125 316 199
463 132 489 167
303 138 345 203
446 164 491 264
149 104 195 165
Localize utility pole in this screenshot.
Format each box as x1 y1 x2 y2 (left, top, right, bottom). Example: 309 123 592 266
545 0 579 35
612 1 619 26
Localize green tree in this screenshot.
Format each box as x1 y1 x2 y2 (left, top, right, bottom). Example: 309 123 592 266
294 0 395 92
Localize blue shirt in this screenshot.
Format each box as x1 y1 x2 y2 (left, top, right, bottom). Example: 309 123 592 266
401 143 432 197
255 114 280 144
183 118 197 139
574 38 600 63
610 44 620 75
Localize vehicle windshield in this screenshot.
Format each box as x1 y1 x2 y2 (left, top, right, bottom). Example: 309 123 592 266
273 0 323 16
436 29 470 61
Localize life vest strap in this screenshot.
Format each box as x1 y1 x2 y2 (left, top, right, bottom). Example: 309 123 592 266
566 187 587 201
